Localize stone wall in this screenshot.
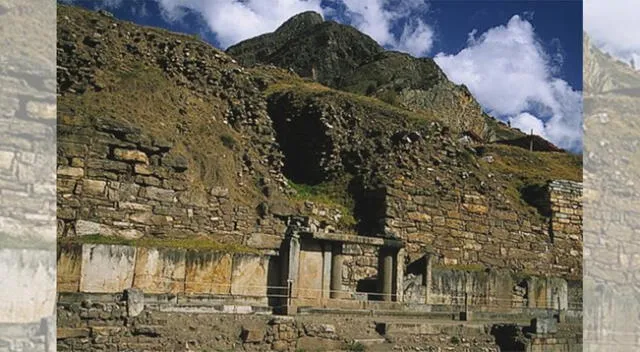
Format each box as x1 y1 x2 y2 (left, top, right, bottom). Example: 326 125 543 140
57 243 276 300
56 291 506 352
548 180 582 257
57 116 288 246
341 243 380 296
404 264 581 312
383 178 583 278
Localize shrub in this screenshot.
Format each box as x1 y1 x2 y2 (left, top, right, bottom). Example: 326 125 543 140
220 134 237 149
346 341 366 352
378 89 398 105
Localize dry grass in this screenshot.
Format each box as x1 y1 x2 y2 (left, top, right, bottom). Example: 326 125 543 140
58 62 262 206
483 144 582 184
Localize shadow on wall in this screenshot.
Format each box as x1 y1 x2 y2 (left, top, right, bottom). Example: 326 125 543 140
356 278 379 301
490 324 527 352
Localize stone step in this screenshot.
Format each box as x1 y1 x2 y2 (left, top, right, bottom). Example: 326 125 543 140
353 337 387 345
297 306 456 320
156 304 272 315
375 321 488 337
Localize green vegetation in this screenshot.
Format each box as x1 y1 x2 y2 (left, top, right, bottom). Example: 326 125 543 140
265 82 438 129
59 234 260 254
481 144 582 215
345 341 366 352
220 134 237 149
450 336 461 345
287 178 357 230
377 89 399 106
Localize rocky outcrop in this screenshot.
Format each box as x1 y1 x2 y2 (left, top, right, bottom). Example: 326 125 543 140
227 13 521 140
227 12 384 88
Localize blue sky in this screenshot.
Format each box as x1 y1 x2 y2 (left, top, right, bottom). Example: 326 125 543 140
59 0 583 151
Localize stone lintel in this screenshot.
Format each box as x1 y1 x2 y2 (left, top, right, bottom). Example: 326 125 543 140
299 231 403 248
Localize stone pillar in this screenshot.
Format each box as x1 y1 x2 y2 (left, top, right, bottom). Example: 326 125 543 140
424 253 433 304
395 248 405 303
330 243 344 299
322 242 332 299
281 234 300 306
382 251 394 302
42 316 55 352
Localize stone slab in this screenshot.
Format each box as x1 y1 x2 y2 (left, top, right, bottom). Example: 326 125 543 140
230 254 269 297
133 247 186 294
184 252 232 294
0 249 56 323
79 244 136 293
297 241 324 301
57 244 82 292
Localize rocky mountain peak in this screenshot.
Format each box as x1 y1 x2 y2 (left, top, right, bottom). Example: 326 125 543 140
274 10 324 35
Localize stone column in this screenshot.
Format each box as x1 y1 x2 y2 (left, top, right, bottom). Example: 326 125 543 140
395 248 405 303
382 251 394 302
526 277 537 308
424 253 433 304
322 242 332 299
330 243 344 299
281 234 300 305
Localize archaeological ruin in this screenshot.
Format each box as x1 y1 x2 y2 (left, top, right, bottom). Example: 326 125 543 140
55 5 584 351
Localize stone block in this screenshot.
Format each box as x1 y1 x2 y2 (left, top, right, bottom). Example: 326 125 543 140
26 101 56 119
117 228 144 240
86 159 130 173
113 148 149 163
80 244 136 293
462 203 488 214
161 154 188 170
246 233 282 249
125 288 144 317
129 212 171 226
135 175 162 186
83 179 106 195
134 163 153 175
142 186 176 202
0 249 56 324
58 142 87 157
295 242 324 300
407 211 431 222
133 247 186 294
0 150 15 170
57 166 84 178
532 317 557 334
57 244 82 292
185 252 232 294
119 201 153 212
57 328 91 339
75 220 116 237
231 254 269 297
241 325 265 343
210 186 229 198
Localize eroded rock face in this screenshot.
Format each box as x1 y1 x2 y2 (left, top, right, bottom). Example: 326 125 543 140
228 16 495 138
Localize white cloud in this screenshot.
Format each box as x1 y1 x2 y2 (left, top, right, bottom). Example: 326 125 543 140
153 0 434 56
585 0 640 65
154 0 325 48
434 15 582 152
510 112 545 137
63 0 435 56
340 0 434 57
